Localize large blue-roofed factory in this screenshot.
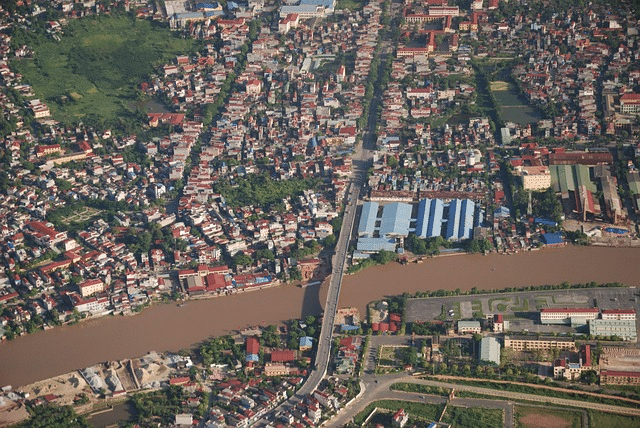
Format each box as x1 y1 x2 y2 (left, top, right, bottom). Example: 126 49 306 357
354 199 484 258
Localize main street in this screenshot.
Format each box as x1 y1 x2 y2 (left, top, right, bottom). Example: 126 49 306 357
262 7 390 416
291 0 395 400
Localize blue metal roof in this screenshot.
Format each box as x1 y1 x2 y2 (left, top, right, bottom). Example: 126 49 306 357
246 354 259 362
535 218 558 227
541 232 563 245
415 198 431 238
300 336 313 347
458 199 475 240
196 2 219 9
446 199 461 240
358 201 378 237
427 198 444 238
356 237 396 252
416 198 444 238
494 206 510 218
379 202 412 237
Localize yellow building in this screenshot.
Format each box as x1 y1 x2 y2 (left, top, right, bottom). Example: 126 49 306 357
520 166 551 191
504 335 575 351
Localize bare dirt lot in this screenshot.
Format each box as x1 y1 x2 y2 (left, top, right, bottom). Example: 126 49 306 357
519 413 572 428
517 405 580 428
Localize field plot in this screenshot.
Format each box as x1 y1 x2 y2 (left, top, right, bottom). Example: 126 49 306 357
516 405 580 428
11 15 197 124
589 411 640 428
441 406 503 428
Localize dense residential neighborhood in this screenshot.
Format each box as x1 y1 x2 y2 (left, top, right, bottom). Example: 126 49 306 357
1 0 640 425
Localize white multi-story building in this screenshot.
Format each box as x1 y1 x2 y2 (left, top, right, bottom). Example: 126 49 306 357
540 308 599 325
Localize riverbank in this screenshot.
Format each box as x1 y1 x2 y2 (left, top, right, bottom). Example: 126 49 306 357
1 246 640 388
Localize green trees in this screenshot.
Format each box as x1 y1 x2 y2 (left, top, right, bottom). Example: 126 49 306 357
395 346 418 366
124 228 152 256
198 335 240 366
371 249 395 264
212 174 319 208
289 266 302 281
405 234 447 256
17 404 89 428
465 238 493 253
233 252 253 268
256 248 275 260
323 234 337 249
261 325 280 348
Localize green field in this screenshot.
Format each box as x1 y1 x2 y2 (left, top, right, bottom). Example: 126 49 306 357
354 400 444 426
589 411 640 428
441 406 503 428
11 15 197 125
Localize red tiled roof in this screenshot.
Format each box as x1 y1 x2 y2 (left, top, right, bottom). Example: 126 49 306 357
540 308 599 313
601 309 636 314
271 350 296 362
601 370 640 378
246 336 260 355
620 93 640 103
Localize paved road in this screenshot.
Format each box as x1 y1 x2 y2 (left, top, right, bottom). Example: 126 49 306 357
278 0 389 406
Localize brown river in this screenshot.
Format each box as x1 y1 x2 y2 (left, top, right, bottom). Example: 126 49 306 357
1 246 639 387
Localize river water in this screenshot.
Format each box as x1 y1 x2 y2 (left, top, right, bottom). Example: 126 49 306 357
1 246 639 388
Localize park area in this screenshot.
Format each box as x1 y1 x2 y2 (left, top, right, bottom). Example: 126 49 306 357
377 345 418 369
11 15 197 125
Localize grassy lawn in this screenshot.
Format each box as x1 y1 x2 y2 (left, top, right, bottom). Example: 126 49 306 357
335 0 364 10
441 406 503 428
11 14 197 125
516 405 581 428
497 303 508 311
472 299 484 318
589 411 640 428
391 382 449 396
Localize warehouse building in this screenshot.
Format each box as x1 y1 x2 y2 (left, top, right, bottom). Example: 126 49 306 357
358 201 378 237
379 202 412 238
479 337 501 365
445 199 475 241
415 198 444 238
